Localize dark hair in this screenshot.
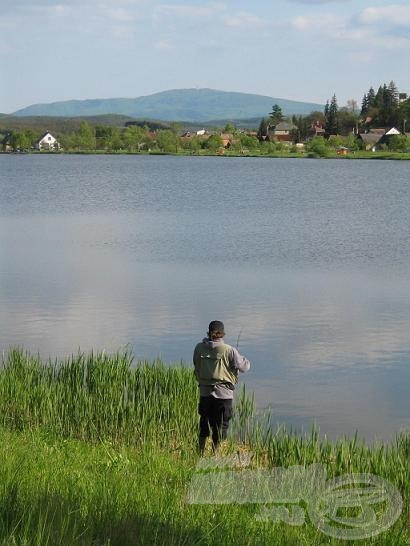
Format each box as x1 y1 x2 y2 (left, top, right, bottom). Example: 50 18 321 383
208 320 225 340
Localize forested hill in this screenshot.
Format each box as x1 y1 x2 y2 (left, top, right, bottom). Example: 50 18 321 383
12 89 323 121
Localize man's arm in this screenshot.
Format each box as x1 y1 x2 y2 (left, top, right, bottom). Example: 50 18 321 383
193 344 201 381
229 347 250 373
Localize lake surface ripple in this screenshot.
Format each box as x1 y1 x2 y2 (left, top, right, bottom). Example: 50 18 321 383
1 155 409 440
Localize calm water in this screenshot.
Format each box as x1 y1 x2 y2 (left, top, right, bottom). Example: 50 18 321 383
1 154 409 440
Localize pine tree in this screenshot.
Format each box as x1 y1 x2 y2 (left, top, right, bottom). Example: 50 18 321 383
269 104 283 125
324 100 329 119
324 94 338 135
360 94 368 117
367 87 376 108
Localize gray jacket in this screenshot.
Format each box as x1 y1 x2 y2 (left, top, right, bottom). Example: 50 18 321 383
194 337 250 399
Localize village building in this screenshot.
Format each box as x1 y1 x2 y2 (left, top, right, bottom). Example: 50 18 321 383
307 120 325 139
1 133 13 152
35 131 60 151
268 121 297 142
384 127 401 137
336 146 349 156
358 127 404 151
219 133 240 148
358 132 383 151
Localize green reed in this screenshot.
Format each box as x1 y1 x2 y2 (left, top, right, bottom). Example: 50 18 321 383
0 348 408 545
0 348 199 449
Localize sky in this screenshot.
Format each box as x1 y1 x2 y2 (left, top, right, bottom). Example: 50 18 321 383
1 0 409 113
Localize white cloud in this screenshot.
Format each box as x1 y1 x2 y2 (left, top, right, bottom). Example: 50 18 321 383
107 8 140 23
291 7 410 46
288 0 348 3
223 12 264 28
155 39 173 50
291 13 345 32
359 4 410 26
155 2 226 19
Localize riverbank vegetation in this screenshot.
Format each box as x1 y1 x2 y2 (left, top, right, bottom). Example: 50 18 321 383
0 348 408 545
2 81 409 159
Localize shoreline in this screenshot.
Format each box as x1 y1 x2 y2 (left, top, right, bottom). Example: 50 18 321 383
2 149 410 160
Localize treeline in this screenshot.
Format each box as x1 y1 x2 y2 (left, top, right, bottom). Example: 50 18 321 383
2 121 279 154
360 81 407 127
259 80 409 140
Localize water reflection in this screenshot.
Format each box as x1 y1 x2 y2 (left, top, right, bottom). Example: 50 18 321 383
1 156 409 440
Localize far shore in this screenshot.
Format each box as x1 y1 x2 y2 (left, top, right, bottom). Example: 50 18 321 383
2 149 410 160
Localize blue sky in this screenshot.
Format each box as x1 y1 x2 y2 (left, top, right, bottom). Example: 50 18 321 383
1 0 409 113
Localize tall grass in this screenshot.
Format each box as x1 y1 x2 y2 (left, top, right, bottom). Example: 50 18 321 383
0 348 199 449
0 348 408 545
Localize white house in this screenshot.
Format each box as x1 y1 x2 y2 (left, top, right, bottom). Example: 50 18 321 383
385 127 401 136
35 131 60 151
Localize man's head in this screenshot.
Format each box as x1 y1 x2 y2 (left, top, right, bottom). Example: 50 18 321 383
208 320 225 340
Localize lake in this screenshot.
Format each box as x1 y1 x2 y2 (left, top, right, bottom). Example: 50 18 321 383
1 154 409 441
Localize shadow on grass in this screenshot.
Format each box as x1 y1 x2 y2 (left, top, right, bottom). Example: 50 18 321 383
0 490 205 546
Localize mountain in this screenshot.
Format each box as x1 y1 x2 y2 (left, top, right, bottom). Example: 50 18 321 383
0 115 141 134
12 89 323 121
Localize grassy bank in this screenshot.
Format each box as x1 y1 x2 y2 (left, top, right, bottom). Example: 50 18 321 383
0 349 408 545
2 149 410 160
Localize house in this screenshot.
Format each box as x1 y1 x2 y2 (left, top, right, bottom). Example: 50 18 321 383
358 132 383 151
307 121 325 139
384 127 401 136
219 133 240 148
35 131 60 151
368 128 386 135
268 121 297 142
336 146 349 156
1 133 13 152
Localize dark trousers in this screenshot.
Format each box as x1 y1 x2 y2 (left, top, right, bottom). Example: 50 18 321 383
198 396 233 448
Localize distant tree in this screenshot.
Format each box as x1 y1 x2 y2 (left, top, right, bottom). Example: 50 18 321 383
388 81 399 108
24 129 40 148
369 81 400 126
59 132 78 150
78 121 96 150
307 136 329 157
203 134 223 151
260 140 277 154
398 98 410 132
257 118 269 140
181 135 201 153
224 122 236 133
367 86 376 108
338 107 359 135
324 94 339 135
306 111 325 127
10 132 30 151
239 134 259 149
345 133 359 150
292 115 309 141
106 128 123 151
388 134 409 152
156 130 177 152
122 125 147 151
324 100 329 120
169 122 182 136
269 104 283 125
360 94 369 117
327 135 345 149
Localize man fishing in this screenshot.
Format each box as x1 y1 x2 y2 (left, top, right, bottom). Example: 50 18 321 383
193 320 251 454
